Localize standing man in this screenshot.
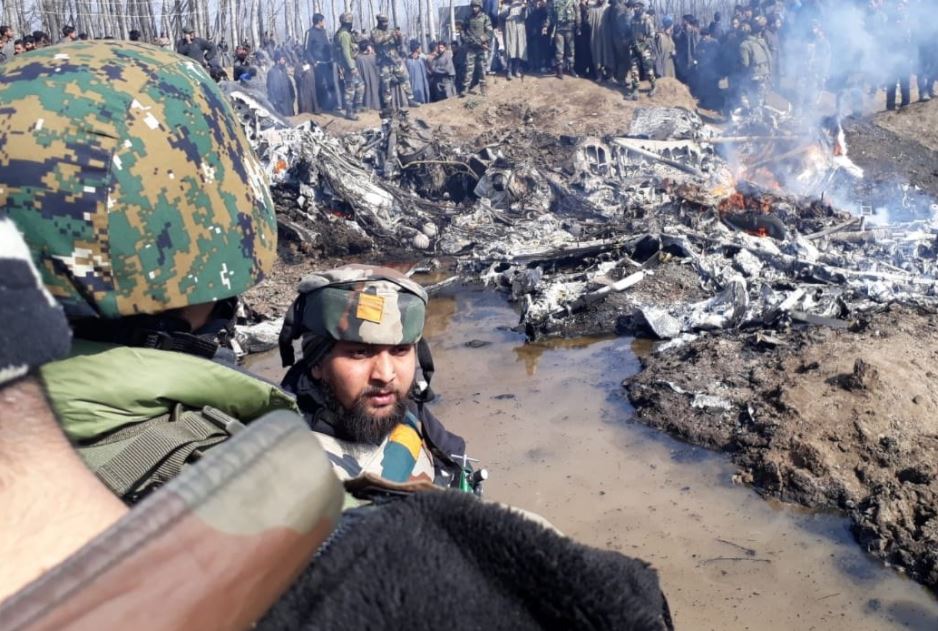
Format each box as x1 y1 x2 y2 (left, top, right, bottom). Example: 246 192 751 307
737 18 771 113
0 25 15 62
176 25 220 71
627 0 657 98
406 42 431 104
546 0 580 78
587 0 612 82
371 14 419 109
654 16 676 79
460 0 494 95
60 25 78 44
267 49 297 116
305 13 338 112
500 0 528 80
427 40 457 100
334 12 363 120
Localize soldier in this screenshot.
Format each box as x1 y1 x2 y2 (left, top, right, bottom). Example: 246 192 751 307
0 41 675 631
460 0 494 95
334 12 364 120
371 14 419 109
279 265 472 490
1 41 296 503
737 17 771 112
546 0 580 78
176 24 220 72
627 0 657 98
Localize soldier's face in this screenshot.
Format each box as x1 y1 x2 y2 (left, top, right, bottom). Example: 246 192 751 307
313 341 417 422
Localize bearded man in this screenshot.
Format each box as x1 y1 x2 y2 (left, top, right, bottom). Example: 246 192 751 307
280 265 470 491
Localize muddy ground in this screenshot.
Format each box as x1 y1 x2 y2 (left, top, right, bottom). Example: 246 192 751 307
622 101 938 594
248 75 938 596
625 305 938 592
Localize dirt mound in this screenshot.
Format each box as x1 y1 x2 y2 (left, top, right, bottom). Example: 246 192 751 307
293 76 697 142
625 305 938 593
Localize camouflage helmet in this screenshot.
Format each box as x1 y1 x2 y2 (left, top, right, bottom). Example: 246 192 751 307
470 0 482 7
376 13 389 22
279 264 428 367
339 12 354 24
0 41 277 319
182 24 195 34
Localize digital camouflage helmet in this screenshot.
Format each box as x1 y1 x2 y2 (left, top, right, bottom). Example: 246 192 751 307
279 264 427 362
279 264 435 402
0 41 277 320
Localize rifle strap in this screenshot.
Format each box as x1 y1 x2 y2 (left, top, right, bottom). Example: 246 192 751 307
81 405 245 500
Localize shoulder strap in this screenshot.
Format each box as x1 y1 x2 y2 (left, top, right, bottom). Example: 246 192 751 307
81 405 245 501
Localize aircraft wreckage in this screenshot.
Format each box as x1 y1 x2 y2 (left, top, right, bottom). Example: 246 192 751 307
224 83 938 349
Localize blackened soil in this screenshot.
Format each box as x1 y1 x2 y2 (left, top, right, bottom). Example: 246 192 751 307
625 305 938 594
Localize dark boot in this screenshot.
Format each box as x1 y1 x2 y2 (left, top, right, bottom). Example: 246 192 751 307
555 65 563 79
407 98 420 108
648 82 657 98
345 108 359 121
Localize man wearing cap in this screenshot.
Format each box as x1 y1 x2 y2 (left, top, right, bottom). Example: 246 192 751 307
176 24 220 70
546 0 580 79
737 17 771 111
371 14 420 109
334 12 364 119
460 0 494 95
280 265 470 492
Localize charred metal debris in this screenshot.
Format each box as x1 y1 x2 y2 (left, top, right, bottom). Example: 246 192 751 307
225 84 938 343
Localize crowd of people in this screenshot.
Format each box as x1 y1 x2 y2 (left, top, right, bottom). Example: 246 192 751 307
233 0 935 121
1 0 934 121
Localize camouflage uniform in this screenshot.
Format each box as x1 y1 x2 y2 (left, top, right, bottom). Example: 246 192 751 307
334 18 364 117
461 3 494 94
628 7 657 96
738 30 772 110
279 265 471 493
371 21 415 108
548 0 580 72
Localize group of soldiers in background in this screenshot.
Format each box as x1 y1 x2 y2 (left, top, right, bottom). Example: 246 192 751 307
5 0 933 121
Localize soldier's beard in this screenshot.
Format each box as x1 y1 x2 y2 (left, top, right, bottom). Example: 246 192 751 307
320 381 406 446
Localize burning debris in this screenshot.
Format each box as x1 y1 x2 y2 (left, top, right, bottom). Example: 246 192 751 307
226 74 938 597
228 83 937 348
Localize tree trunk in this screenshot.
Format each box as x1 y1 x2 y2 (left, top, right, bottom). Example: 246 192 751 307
426 0 436 44
448 0 455 43
249 0 260 49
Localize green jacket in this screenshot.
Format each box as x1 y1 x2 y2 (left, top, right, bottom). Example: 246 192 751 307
42 339 298 442
334 27 356 72
739 34 771 81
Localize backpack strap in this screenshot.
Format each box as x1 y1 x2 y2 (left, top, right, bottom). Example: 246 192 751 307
80 405 246 501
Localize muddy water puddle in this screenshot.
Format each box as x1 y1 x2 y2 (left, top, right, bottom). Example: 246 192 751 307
249 284 938 630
